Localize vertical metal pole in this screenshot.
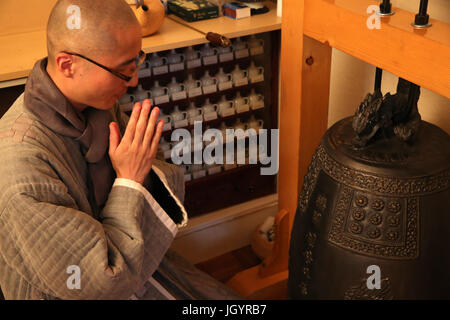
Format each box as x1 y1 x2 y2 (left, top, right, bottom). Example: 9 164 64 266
419 0 429 16
378 0 394 16
374 67 383 94
412 0 432 28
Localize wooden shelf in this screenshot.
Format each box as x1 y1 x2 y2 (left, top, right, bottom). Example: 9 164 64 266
0 1 280 85
168 2 281 40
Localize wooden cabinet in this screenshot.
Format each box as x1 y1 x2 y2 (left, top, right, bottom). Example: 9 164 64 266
126 30 280 217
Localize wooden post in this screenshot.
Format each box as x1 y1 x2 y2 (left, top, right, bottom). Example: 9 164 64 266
227 0 332 299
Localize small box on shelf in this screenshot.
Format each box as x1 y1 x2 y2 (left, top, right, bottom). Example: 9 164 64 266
223 2 251 20
167 0 219 22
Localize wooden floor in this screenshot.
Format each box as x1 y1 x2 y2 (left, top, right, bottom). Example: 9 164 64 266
195 245 262 284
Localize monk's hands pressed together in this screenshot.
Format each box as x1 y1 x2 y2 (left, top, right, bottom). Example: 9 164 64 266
109 99 163 185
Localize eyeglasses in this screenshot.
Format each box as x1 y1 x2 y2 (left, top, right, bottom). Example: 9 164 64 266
61 50 146 82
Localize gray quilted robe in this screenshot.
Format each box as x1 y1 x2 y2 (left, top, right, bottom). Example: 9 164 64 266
0 88 241 300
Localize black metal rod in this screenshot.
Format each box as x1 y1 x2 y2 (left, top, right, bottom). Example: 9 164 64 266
379 0 392 14
419 0 429 16
414 0 430 27
374 68 383 93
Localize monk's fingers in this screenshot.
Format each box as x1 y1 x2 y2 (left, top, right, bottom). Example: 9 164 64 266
131 99 152 147
122 102 142 145
142 107 161 151
108 122 121 155
147 119 164 161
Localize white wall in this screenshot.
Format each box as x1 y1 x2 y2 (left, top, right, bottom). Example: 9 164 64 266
328 0 450 133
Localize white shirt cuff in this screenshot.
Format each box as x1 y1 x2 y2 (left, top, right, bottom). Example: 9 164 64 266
113 177 178 237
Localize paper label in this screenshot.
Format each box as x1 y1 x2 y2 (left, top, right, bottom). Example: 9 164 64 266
218 81 233 91
189 115 204 125
202 84 217 94
236 104 250 114
188 87 202 97
202 55 218 66
154 95 170 105
152 65 168 75
169 62 185 72
203 112 218 121
234 49 249 59
219 108 235 118
234 78 248 87
187 59 201 69
138 68 151 78
219 52 234 62
174 119 189 128
171 91 187 101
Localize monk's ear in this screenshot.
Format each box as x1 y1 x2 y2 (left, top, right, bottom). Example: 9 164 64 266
54 52 75 78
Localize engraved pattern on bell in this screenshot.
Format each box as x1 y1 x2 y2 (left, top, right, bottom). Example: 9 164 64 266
387 215 401 227
303 250 314 265
303 267 311 280
369 212 383 225
314 142 449 196
371 199 385 211
312 211 323 226
385 229 400 241
344 277 393 300
332 187 414 256
350 222 363 234
367 226 382 239
387 201 401 213
355 194 368 207
305 232 317 248
299 282 308 296
352 208 366 221
315 195 327 212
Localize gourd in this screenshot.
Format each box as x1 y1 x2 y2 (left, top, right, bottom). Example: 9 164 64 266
128 0 165 37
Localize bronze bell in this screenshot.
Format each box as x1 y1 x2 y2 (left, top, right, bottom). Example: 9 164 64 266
288 75 450 299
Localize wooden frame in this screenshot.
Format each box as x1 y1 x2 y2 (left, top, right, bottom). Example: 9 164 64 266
227 0 450 299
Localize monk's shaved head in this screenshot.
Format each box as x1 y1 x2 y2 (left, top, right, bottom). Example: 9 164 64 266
47 0 140 66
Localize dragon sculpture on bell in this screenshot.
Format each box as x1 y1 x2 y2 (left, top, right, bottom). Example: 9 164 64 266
352 78 422 148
